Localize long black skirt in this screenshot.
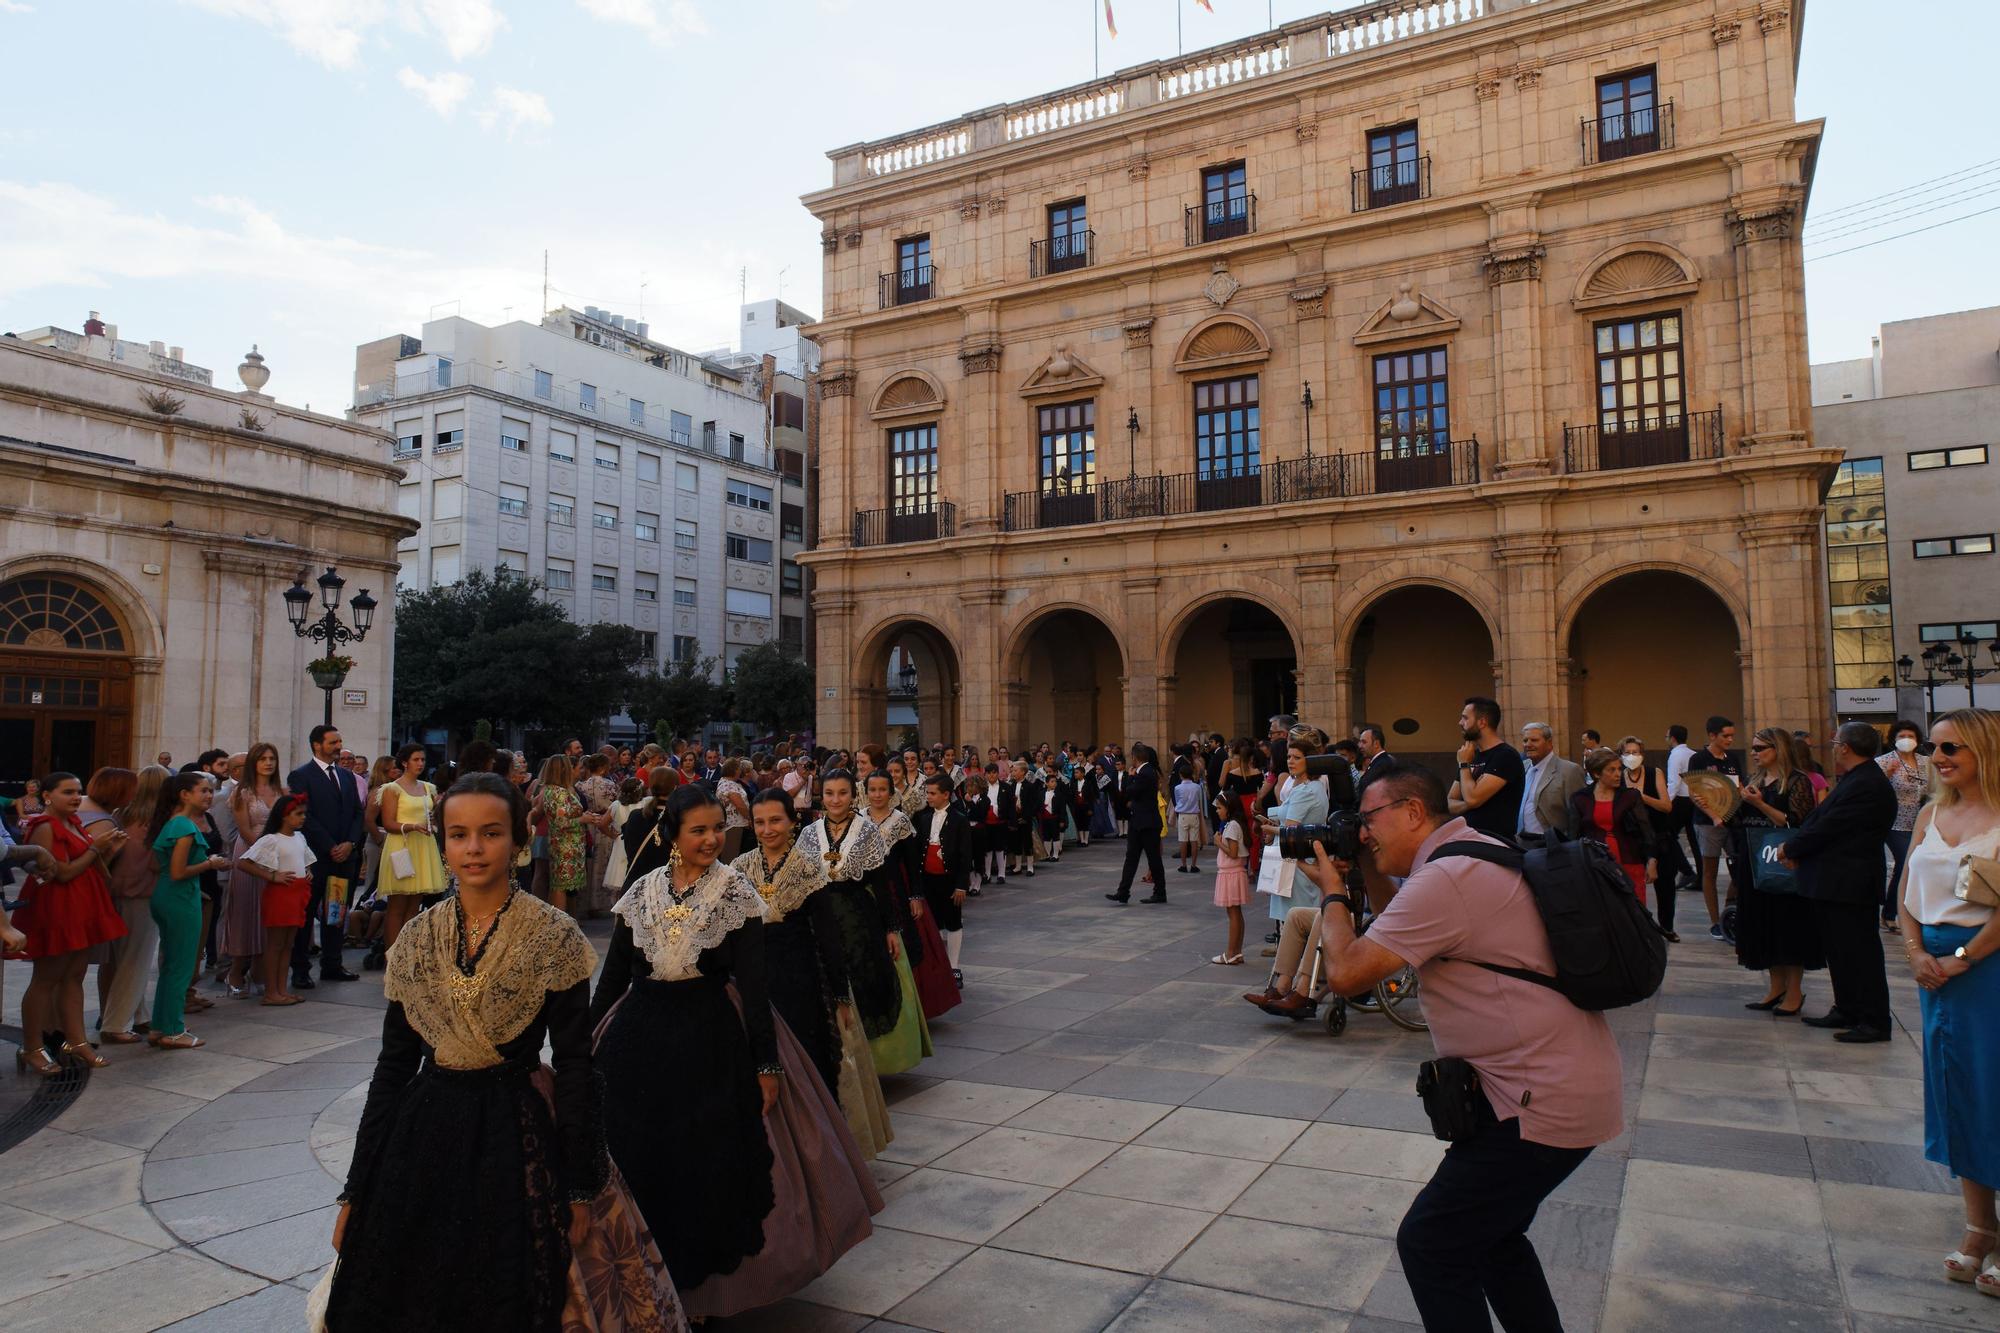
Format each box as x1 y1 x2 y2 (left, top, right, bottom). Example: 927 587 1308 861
596 975 774 1293
765 915 841 1094
823 882 902 1040
1727 831 1826 973
328 1058 569 1333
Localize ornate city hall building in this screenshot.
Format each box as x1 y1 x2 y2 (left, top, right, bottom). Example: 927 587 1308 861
801 0 1829 761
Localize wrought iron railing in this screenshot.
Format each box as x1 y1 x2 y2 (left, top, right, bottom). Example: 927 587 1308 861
1561 407 1722 474
1029 230 1095 277
879 265 937 308
1352 155 1431 211
1582 101 1674 164
853 501 957 547
1186 194 1256 245
1000 440 1480 531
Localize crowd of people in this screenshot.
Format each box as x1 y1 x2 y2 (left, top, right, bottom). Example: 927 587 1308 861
1 697 1995 1329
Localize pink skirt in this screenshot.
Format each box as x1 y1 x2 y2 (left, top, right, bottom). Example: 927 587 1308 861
1213 864 1252 908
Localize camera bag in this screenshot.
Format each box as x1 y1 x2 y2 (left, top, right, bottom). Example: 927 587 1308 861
1414 1056 1485 1141
1432 835 1667 1010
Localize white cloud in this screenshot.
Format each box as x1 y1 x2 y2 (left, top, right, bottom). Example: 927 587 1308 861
417 0 505 59
479 86 553 137
0 1 38 15
398 66 474 116
178 0 387 69
574 0 707 47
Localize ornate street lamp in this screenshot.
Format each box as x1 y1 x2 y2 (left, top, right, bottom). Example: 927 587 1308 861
284 565 376 727
1301 381 1315 459
1125 406 1141 478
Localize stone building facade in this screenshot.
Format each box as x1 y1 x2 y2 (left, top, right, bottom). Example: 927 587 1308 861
801 0 1831 761
0 332 413 784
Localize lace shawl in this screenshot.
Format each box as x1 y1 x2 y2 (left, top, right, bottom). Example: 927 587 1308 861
797 813 888 884
384 894 597 1071
731 843 822 924
897 784 927 816
869 807 916 848
611 862 765 982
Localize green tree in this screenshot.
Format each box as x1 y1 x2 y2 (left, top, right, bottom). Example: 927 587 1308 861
626 653 723 744
727 640 815 737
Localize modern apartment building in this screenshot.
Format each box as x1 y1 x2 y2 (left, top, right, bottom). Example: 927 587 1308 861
801 0 1832 758
1812 305 2000 722
350 307 785 681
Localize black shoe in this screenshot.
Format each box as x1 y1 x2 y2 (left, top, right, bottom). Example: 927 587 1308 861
951 969 964 987
321 968 361 983
1801 1009 1854 1030
1105 893 1130 903
1264 930 1281 944
967 886 982 897
1141 894 1167 904
1025 869 1035 878
1834 1025 1890 1044
361 951 387 972
292 975 317 991
1745 995 1784 1011
1773 1002 1804 1018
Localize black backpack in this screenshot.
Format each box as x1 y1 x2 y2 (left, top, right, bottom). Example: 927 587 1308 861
1433 834 1667 1011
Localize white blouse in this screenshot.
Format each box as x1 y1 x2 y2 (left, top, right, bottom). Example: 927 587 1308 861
1904 818 2000 929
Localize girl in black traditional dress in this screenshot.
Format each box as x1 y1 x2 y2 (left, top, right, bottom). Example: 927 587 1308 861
731 788 850 1094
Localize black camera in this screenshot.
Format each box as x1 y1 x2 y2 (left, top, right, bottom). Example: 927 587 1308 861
1277 809 1364 863
1300 752 1357 806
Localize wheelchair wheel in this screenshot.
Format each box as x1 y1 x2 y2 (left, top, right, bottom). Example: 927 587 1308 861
1375 963 1428 1032
1323 997 1348 1036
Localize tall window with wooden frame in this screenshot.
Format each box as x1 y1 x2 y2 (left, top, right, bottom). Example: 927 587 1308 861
1594 310 1687 467
1200 162 1250 242
1372 346 1451 492
1595 67 1660 160
887 422 940 542
1193 375 1260 511
1365 122 1421 208
895 235 933 304
1036 399 1096 526
1045 200 1090 274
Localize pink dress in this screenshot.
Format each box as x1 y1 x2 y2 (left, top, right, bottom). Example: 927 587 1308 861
1212 821 1251 907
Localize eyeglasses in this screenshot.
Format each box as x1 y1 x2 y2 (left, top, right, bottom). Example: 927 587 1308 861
1935 741 1972 757
1356 798 1413 827
1748 743 1773 753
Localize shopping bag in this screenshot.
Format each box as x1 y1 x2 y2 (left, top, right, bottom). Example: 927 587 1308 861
1747 828 1798 895
1254 840 1294 900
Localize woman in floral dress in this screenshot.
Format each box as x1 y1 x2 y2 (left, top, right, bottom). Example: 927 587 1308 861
534 756 587 914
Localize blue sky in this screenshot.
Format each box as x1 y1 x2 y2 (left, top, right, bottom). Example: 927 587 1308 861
1 0 1995 413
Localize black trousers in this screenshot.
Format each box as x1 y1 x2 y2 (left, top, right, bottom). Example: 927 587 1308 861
1812 897 1890 1030
1398 1100 1592 1332
1649 817 1683 932
1115 828 1166 900
291 855 354 979
919 871 963 932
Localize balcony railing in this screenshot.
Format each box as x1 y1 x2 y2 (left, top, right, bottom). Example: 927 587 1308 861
1029 230 1095 278
1352 156 1431 211
880 265 937 308
1561 407 1722 474
853 501 956 547
1000 440 1480 530
1186 194 1256 246
1582 101 1674 164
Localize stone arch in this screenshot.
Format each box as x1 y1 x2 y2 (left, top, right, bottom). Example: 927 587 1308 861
1173 313 1273 375
0 559 151 782
868 368 947 421
1346 581 1500 769
1571 240 1700 311
1000 599 1128 748
1553 546 1750 649
1159 578 1307 666
1564 568 1744 746
852 609 964 749
1331 559 1504 656
0 554 162 660
1159 584 1304 742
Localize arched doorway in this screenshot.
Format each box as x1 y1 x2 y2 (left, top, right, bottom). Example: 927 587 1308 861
1568 571 1742 745
1170 598 1298 742
1350 586 1497 771
0 574 137 787
1011 609 1125 748
865 620 960 751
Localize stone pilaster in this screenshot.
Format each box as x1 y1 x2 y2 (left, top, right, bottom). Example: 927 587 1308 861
816 357 856 549
1493 537 1561 733
1296 559 1341 724
1739 517 1827 730
1482 199 1550 476
957 318 1004 534
1726 169 1809 450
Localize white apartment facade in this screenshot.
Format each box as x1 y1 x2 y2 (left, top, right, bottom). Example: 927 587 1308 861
351 308 785 679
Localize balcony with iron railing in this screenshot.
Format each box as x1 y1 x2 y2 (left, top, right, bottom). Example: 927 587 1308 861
1187 194 1257 245
1000 438 1480 531
1029 230 1095 278
880 265 937 309
1582 101 1674 164
1561 406 1722 474
853 500 957 547
1352 155 1432 211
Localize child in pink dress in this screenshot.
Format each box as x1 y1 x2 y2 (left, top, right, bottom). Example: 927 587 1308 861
1210 793 1250 965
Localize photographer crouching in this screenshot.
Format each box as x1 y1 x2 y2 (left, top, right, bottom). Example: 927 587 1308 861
1298 760 1623 1332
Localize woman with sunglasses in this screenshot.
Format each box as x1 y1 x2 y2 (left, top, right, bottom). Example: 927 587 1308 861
1710 729 1822 1015
1895 710 2000 1298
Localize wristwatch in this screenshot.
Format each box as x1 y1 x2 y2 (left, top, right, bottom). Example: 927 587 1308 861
1955 946 1979 965
1321 892 1358 914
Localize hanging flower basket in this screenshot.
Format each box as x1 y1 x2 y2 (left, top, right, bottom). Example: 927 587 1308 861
308 655 355 691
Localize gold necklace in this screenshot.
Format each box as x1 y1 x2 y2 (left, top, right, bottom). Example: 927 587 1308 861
756 843 794 903
821 816 853 871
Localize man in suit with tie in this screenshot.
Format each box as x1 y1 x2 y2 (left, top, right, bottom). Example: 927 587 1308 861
288 724 365 987
1110 743 1169 904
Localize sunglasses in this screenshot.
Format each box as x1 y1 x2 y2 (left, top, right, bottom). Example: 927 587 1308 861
1748 743 1773 753
1934 741 1973 757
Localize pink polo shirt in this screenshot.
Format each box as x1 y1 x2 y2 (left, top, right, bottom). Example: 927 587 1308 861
1366 817 1625 1149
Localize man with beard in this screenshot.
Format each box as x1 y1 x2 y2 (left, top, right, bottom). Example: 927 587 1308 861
1447 696 1525 841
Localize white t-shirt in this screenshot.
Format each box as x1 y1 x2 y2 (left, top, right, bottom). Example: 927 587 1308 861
244 831 315 880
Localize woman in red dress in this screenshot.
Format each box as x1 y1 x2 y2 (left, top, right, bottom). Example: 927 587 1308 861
15 771 129 1075
1569 748 1656 904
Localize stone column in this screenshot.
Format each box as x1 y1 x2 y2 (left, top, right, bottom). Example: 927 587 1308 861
996 681 1029 748
1493 537 1561 732
1119 313 1157 480
1740 517 1826 729
1119 575 1163 744
1295 558 1341 724
814 592 855 740
959 587 1006 741
1727 187 1808 450
1483 205 1550 477
816 363 857 549
958 306 1003 534
1330 665 1357 737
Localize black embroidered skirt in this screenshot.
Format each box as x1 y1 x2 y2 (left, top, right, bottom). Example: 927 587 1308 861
764 914 842 1093
821 882 903 1040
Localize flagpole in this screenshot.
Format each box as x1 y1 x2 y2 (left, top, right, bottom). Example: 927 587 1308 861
1094 0 1099 77
1178 0 1183 54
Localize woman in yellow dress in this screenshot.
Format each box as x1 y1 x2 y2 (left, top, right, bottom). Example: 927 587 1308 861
378 743 447 948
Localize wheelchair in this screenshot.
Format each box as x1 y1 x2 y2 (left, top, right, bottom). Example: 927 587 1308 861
1262 906 1429 1036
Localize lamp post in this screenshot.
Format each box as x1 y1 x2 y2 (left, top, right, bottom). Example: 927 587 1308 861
1125 406 1141 478
1898 634 2000 724
1301 381 1315 459
283 566 378 727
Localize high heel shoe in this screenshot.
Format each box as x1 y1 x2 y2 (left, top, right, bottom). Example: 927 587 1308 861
1946 1224 1996 1283
1745 995 1785 1011
60 1039 109 1069
1773 1000 1804 1018
16 1046 60 1077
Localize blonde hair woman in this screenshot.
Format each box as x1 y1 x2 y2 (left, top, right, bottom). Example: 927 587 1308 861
1895 709 2000 1296
1721 727 1821 1015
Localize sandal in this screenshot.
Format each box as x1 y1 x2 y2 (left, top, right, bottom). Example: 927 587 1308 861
98 1029 143 1045
1946 1225 1996 1283
1978 1258 2000 1298
15 1046 60 1077
60 1039 109 1069
148 1031 206 1050
260 995 304 1007
1210 953 1245 965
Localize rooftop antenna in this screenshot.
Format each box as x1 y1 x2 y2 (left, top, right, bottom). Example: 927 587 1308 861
777 265 791 303
740 266 747 304
542 250 549 314
640 277 649 321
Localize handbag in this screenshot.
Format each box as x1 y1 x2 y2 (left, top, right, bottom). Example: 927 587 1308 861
1254 839 1294 900
1746 827 1798 895
1956 854 2000 910
387 847 416 880
1415 1056 1486 1142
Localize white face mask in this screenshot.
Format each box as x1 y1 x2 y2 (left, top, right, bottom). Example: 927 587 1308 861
1620 753 1643 771
1895 736 1919 754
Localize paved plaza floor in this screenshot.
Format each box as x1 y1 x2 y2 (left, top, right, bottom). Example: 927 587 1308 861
1 843 1993 1332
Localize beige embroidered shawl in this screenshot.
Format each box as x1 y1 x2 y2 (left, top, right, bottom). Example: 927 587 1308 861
730 842 821 924
611 862 765 982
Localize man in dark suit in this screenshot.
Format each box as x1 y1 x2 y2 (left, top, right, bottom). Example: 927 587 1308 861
1356 722 1395 774
1110 742 1168 904
1784 722 1898 1043
288 723 365 986
917 775 973 984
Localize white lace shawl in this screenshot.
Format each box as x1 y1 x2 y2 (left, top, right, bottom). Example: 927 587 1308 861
897 783 927 816
868 807 916 848
797 813 887 885
611 862 765 982
730 842 822 924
